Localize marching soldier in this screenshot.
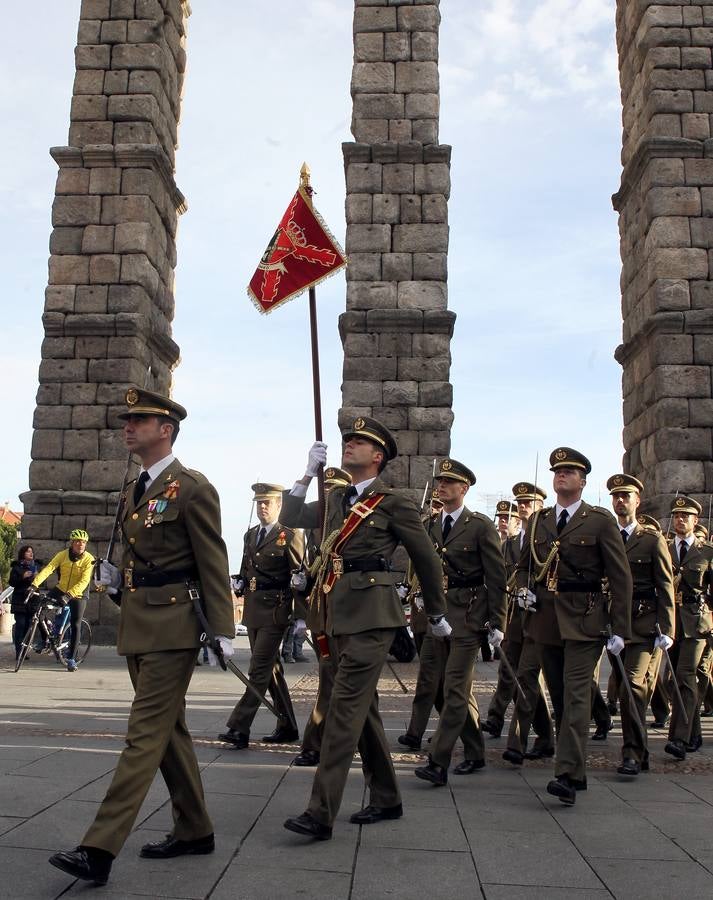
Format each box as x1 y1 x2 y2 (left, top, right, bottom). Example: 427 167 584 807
282 418 447 839
50 387 235 885
496 500 521 545
516 447 631 806
607 474 675 776
491 483 555 763
414 458 507 786
219 483 303 749
664 496 713 761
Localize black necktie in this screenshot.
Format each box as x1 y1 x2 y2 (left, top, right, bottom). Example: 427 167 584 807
442 514 453 542
256 527 266 547
679 541 688 564
557 509 569 534
343 486 358 516
133 471 150 506
621 529 629 544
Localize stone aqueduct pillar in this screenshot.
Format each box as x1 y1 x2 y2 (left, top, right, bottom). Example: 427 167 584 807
614 4 713 518
21 0 189 639
339 0 455 498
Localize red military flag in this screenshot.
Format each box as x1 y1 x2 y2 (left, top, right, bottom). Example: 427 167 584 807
247 174 347 314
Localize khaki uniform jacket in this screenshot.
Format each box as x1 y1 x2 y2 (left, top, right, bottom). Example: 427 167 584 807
517 502 632 645
240 522 304 629
117 459 234 655
430 507 507 638
281 477 446 636
626 525 675 641
503 534 524 642
668 537 713 639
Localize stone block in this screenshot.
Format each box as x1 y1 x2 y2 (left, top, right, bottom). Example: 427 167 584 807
379 332 412 355
367 308 423 332
108 283 152 314
383 253 413 281
108 93 159 122
342 381 383 406
69 121 115 146
395 62 438 93
345 253 382 281
393 224 448 253
121 253 159 295
96 383 129 405
645 216 690 251
405 93 438 119
654 365 711 398
104 69 129 94
400 357 450 380
353 119 389 143
111 42 162 71
654 460 705 494
383 164 415 194
114 221 159 256
346 194 373 224
371 406 409 430
654 427 711 461
651 333 693 364
353 93 404 119
383 381 418 406
413 333 450 357
414 163 450 195
64 312 115 335
20 514 53 539
50 228 84 255
682 47 712 68
647 248 708 282
63 429 99 460
652 278 690 311
398 6 439 31
30 429 64 460
411 31 439 61
89 254 121 283
89 167 121 194
85 515 115 541
82 224 114 254
338 406 372 431
75 44 111 69
37 384 62 406
48 255 90 285
61 383 97 404
347 282 398 311
343 356 397 380
45 285 75 313
56 168 90 195
682 113 710 140
346 163 382 193
419 430 450 455
397 281 447 309
100 18 127 42
41 337 75 359
388 119 412 143
99 428 128 459
351 62 395 94
343 333 379 356
81 459 128 490
346 224 392 253
646 187 701 217
381 455 409 488
400 195 422 223
641 158 685 194
384 32 410 62
408 406 454 431
354 6 397 32
694 334 713 363
690 398 713 425
88 357 147 383
75 284 109 312
355 32 384 62
413 120 438 142
684 158 713 184
413 252 447 280
52 195 101 226
392 430 419 455
70 94 108 121
33 406 72 429
76 336 109 357
72 405 107 429
422 194 447 223
81 0 110 16
373 194 401 224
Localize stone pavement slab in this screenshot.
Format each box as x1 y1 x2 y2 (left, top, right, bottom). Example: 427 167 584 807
1 639 712 899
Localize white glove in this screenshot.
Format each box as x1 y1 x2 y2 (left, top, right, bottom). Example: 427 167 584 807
655 633 674 651
232 577 245 595
305 441 328 478
396 582 409 600
96 560 121 595
430 616 452 639
413 592 424 611
488 628 504 648
206 635 235 667
517 588 537 611
291 570 308 592
294 618 307 636
606 634 625 656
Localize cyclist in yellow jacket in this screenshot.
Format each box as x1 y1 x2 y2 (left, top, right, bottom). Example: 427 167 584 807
32 529 94 671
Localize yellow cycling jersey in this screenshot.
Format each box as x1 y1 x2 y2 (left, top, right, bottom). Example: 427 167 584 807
32 549 95 599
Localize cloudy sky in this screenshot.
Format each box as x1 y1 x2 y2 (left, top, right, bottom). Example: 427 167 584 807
1 0 625 566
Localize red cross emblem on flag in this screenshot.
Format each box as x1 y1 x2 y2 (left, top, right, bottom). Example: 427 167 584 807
247 188 347 314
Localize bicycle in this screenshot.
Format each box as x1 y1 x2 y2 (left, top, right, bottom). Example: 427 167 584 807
14 589 92 673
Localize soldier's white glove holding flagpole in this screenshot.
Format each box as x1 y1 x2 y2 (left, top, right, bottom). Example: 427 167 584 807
305 441 328 478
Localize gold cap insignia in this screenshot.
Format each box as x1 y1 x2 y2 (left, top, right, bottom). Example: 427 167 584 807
441 460 452 471
353 417 365 430
675 497 686 507
555 449 567 461
516 483 527 494
613 475 624 486
126 388 139 406
325 468 335 479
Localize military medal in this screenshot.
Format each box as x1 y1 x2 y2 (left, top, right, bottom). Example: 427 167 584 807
331 554 344 578
164 479 180 500
276 531 287 547
249 577 257 592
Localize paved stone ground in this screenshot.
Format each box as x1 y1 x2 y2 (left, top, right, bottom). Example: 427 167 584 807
0 634 712 900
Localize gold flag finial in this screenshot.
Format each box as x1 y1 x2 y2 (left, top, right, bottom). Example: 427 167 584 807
300 162 311 190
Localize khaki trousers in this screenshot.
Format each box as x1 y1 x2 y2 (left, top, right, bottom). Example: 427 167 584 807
554 640 604 782
227 625 296 733
307 629 398 827
429 634 485 769
83 649 212 857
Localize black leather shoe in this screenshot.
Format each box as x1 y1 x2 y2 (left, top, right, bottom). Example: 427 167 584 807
283 812 332 841
140 833 214 859
686 734 703 753
665 739 687 760
591 721 613 741
481 719 502 738
650 716 669 729
49 847 112 885
262 726 299 743
502 748 524 766
572 777 587 791
397 733 422 750
617 758 640 776
453 759 485 775
641 757 650 772
546 776 576 806
218 729 249 749
414 761 447 786
349 803 403 824
293 749 320 767
524 746 555 761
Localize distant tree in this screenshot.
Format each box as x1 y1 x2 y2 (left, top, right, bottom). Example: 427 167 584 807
0 520 17 588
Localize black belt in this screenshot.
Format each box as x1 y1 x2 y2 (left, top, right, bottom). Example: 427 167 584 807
447 574 484 589
633 588 656 601
342 557 392 573
251 579 290 591
555 580 602 593
128 569 197 588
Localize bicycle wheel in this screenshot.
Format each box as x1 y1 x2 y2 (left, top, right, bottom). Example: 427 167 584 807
15 618 40 673
74 619 92 665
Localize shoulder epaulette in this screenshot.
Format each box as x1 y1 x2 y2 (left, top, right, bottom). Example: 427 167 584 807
184 468 207 483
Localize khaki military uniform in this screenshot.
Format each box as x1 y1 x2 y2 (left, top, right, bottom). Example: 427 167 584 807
609 525 675 764
282 476 446 827
667 537 713 744
83 460 234 857
427 508 507 770
517 502 632 783
225 522 303 734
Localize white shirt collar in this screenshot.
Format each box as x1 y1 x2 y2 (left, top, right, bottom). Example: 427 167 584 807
350 477 377 500
676 534 694 550
554 499 582 520
256 520 277 537
620 520 637 537
442 505 465 526
139 453 175 490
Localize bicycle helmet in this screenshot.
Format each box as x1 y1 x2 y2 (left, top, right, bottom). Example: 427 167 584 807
69 529 90 541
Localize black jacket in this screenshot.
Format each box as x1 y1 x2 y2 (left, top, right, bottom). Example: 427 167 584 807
8 560 38 613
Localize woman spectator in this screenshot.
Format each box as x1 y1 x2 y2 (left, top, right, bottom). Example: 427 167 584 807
9 545 39 662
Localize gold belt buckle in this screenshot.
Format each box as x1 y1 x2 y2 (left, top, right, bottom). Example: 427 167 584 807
547 574 558 593
332 555 343 578
249 577 257 592
124 568 133 589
